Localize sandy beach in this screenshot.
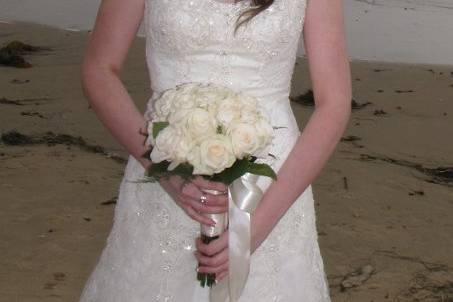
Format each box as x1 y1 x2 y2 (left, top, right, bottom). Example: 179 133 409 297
0 21 452 302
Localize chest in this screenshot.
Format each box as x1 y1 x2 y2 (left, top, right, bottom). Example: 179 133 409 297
144 0 306 58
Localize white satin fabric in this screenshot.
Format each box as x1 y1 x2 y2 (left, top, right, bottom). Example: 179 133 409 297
79 0 331 300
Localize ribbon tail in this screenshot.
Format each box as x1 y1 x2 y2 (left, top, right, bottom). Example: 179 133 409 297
228 188 251 301
210 173 263 302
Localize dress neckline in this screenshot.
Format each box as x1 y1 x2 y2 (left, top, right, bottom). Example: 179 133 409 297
207 0 251 7
209 0 238 4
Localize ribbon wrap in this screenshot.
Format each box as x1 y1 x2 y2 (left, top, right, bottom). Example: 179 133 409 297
210 173 263 302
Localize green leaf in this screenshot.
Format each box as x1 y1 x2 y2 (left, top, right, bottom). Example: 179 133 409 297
210 159 249 185
141 149 152 160
171 163 194 178
207 159 278 184
140 157 276 186
145 161 170 179
142 160 195 183
245 162 277 180
152 121 169 139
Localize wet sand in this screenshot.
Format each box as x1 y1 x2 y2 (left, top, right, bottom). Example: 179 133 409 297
0 21 452 302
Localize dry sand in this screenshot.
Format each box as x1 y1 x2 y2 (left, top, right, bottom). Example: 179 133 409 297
0 21 452 302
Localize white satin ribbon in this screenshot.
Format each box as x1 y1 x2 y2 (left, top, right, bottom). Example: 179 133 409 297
210 173 263 302
200 189 228 238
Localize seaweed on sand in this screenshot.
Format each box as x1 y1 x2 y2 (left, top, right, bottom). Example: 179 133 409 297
0 97 52 106
0 40 50 68
359 154 453 186
1 130 126 164
290 89 372 110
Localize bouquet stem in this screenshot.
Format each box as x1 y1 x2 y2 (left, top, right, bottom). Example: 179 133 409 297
197 234 219 287
197 189 228 288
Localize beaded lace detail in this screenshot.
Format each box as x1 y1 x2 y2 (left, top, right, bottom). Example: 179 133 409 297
79 0 332 301
144 0 306 108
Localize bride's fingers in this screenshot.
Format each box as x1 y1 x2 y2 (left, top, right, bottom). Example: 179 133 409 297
180 196 227 214
179 183 227 211
183 205 215 226
198 193 228 207
191 176 228 194
196 231 228 256
215 270 228 282
194 248 228 269
187 199 227 214
197 260 228 275
180 181 202 198
181 182 226 206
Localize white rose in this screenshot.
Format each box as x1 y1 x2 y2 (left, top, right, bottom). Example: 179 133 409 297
253 117 274 157
206 98 220 117
149 126 182 163
190 134 236 175
216 100 241 127
238 94 258 108
187 146 214 175
194 85 229 109
165 88 203 125
168 108 191 125
153 90 175 118
167 84 198 115
177 82 201 92
185 108 217 139
240 95 259 119
239 107 259 124
228 123 261 159
171 93 196 111
168 134 194 170
257 105 272 122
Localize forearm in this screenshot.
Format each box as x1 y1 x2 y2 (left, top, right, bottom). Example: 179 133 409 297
251 99 351 253
81 65 151 170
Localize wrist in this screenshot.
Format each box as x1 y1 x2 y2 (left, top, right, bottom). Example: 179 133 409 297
250 194 281 254
250 213 267 254
138 157 152 171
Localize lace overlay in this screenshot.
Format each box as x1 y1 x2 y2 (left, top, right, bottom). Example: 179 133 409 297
79 0 331 300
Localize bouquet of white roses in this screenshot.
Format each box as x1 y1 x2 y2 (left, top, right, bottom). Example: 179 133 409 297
141 82 276 291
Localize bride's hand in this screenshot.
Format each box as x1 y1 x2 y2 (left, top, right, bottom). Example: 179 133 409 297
195 230 229 282
159 175 228 226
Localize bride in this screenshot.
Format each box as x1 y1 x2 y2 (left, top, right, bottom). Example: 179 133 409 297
78 0 351 300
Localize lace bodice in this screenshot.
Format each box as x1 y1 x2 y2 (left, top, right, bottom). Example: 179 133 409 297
144 0 306 96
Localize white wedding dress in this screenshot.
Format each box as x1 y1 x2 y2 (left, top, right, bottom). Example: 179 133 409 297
79 0 331 300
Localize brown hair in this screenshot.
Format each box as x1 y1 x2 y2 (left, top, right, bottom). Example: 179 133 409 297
234 0 274 34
